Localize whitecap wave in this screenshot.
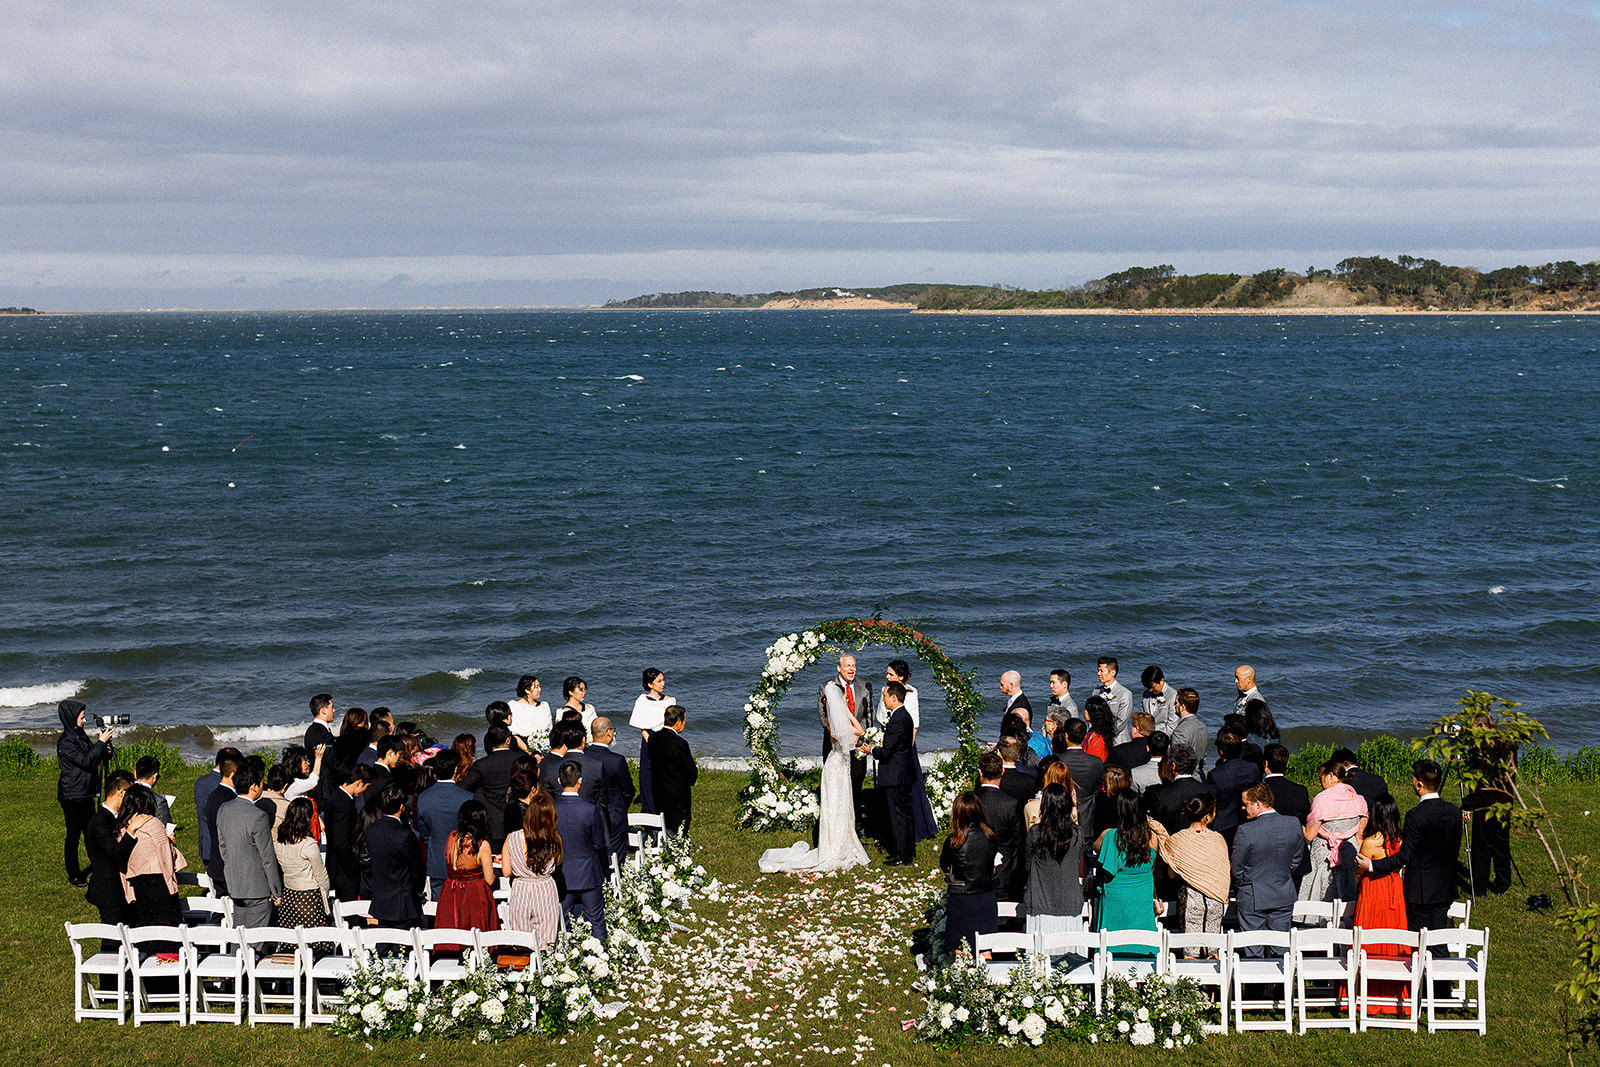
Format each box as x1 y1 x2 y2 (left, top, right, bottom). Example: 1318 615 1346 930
210 723 305 746
0 680 86 708
615 374 644 381
448 668 482 680
1489 585 1506 595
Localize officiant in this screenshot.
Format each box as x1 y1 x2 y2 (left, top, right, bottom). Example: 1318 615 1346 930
818 654 872 832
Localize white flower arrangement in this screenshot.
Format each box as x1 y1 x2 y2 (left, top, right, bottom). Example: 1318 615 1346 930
604 832 717 939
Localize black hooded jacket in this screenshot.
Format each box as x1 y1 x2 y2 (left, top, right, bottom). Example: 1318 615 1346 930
56 700 111 801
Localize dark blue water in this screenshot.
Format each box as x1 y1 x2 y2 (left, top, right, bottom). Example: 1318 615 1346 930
3 310 1597 758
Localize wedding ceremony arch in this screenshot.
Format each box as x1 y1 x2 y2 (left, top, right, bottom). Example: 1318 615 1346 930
738 617 985 832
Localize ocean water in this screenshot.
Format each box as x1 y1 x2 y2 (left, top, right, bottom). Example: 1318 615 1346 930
2 310 1597 761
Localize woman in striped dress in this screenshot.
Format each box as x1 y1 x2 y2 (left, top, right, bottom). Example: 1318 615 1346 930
501 788 563 947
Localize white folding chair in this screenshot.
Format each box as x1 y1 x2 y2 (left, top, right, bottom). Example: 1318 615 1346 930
1037 930 1103 1012
1448 900 1473 929
474 929 542 978
1166 932 1230 1033
65 921 129 1023
336 899 374 927
1230 930 1294 1033
355 928 418 982
414 929 476 989
422 900 439 921
1101 928 1164 980
972 931 1034 984
1357 926 1420 1031
1293 927 1356 1032
1292 899 1338 941
1422 927 1488 1034
176 871 215 895
185 926 245 1024
302 926 360 1025
628 813 666 857
238 926 304 1027
122 925 188 1026
180 896 232 928
995 900 1020 921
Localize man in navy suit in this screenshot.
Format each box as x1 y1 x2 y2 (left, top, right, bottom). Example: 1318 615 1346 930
554 760 611 940
1358 759 1463 932
1207 728 1262 844
587 718 636 860
1261 743 1311 824
864 681 917 866
365 782 424 929
1231 781 1308 953
304 693 337 753
415 749 473 900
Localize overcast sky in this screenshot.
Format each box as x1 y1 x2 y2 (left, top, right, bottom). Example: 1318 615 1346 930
3 0 1598 308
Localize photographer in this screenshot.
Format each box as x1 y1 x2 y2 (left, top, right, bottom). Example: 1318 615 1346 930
56 699 114 888
1462 711 1517 895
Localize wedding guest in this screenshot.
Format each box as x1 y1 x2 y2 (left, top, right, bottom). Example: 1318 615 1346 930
1059 719 1104 797
976 752 1025 902
193 748 235 883
1015 705 1051 762
629 668 672 814
554 760 611 940
1093 792 1159 958
1170 688 1209 772
1299 757 1368 904
1244 697 1281 750
1353 793 1411 1017
415 749 473 900
365 782 424 929
1091 657 1135 743
539 720 581 794
434 800 500 950
1130 731 1169 796
215 762 284 929
1356 759 1463 934
588 717 636 859
361 737 406 808
1206 728 1262 844
1091 764 1132 845
87 772 137 935
129 756 172 827
1147 792 1230 950
509 674 553 751
1139 665 1180 735
1109 711 1155 774
305 693 338 753
1144 744 1214 835
1021 784 1085 937
451 733 477 781
998 670 1031 721
1262 743 1311 824
460 725 519 852
501 757 543 848
273 797 331 929
1023 758 1075 829
1331 746 1390 809
261 763 297 830
648 704 698 834
116 785 184 943
1082 697 1117 763
358 710 394 768
1222 714 1262 767
202 751 242 894
502 790 562 947
1232 782 1308 943
940 792 999 954
281 743 325 800
996 735 1038 800
57 699 115 888
323 764 372 903
333 708 370 769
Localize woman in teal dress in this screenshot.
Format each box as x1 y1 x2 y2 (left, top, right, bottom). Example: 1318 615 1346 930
1092 792 1159 957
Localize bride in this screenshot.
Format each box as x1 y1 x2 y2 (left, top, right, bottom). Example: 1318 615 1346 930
759 658 870 874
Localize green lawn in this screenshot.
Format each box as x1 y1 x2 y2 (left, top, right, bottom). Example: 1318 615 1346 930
4 767 1591 1065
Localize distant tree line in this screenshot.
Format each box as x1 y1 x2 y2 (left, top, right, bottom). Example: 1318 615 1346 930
1 306 41 315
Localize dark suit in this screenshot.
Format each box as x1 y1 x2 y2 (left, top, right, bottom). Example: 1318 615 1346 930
322 785 362 902
193 770 221 864
460 747 519 850
819 676 873 827
998 765 1038 804
1351 767 1388 809
587 742 636 858
1264 775 1311 825
1207 759 1263 841
304 720 336 754
870 706 917 863
1004 693 1033 720
366 815 424 928
202 783 237 894
1109 737 1151 774
537 750 567 795
1231 809 1308 946
414 780 472 898
647 727 698 834
1061 748 1104 795
1370 794 1463 932
1144 775 1216 835
977 784 1026 902
129 781 171 826
86 804 136 927
554 792 611 939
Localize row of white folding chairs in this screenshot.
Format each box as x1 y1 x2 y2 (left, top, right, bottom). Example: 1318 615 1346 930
973 925 1488 1035
66 921 546 1028
992 895 1472 935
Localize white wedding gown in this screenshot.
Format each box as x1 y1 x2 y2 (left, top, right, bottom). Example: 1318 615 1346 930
759 694 869 874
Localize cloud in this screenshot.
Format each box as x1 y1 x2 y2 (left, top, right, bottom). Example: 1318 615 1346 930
1 0 1598 305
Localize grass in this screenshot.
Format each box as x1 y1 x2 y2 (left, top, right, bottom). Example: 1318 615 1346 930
5 765 1592 1065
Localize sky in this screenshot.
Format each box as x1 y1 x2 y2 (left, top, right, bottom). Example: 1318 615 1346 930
3 0 1599 308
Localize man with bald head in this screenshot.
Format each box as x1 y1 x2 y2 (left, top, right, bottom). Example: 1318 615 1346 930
587 717 635 861
1234 665 1264 717
820 654 872 831
998 670 1032 721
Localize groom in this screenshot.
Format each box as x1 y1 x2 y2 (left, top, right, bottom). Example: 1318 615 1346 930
862 679 916 866
819 653 872 831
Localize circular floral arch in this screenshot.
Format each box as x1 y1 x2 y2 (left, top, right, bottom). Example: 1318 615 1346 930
738 617 984 832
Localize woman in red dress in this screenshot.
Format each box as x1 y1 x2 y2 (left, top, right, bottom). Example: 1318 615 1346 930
1353 793 1410 1017
434 800 500 951
1083 696 1116 762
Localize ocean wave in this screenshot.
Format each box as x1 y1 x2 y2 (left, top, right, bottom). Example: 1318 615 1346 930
404 668 485 693
210 723 305 746
0 680 86 708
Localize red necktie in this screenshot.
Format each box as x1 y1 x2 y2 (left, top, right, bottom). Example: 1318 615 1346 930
844 682 856 716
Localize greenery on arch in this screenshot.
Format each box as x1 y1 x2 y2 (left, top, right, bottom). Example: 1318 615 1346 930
737 617 984 833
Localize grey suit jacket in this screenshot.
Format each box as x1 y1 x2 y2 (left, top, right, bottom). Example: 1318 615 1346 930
216 795 284 900
1230 809 1306 914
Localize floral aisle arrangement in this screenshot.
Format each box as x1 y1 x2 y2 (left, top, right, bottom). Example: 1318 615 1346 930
532 928 617 1035
738 617 986 832
915 950 1208 1049
605 832 722 939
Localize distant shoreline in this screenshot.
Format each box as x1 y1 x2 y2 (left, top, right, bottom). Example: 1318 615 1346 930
7 303 1600 316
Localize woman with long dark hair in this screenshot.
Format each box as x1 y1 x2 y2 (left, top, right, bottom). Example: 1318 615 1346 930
1083 696 1117 762
1354 792 1411 1016
560 676 597 732
1021 783 1084 937
434 800 500 948
116 786 184 928
1092 791 1159 958
273 797 331 929
451 733 477 782
629 668 672 814
939 791 999 954
501 789 563 947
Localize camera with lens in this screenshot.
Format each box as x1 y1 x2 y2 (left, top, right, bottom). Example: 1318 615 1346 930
94 714 132 728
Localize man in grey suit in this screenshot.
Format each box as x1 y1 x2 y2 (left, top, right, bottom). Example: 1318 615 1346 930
818 653 872 830
215 762 283 928
1231 781 1307 954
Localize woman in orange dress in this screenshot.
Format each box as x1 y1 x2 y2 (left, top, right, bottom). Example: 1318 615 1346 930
1353 793 1410 1017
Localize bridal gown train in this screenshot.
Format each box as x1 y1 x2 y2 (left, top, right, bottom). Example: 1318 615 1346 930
758 746 869 873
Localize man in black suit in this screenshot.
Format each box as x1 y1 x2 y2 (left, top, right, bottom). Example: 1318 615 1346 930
864 681 917 866
86 772 137 939
647 704 698 835
1143 743 1215 834
587 717 636 859
996 736 1038 802
365 782 424 929
202 752 242 894
976 751 1025 901
1231 781 1309 952
304 692 337 753
460 725 520 852
554 760 612 939
1059 719 1104 795
1109 711 1155 774
322 765 372 903
1359 759 1463 933
1332 747 1388 808
1207 728 1262 845
998 670 1032 722
1261 743 1311 824
819 654 873 831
